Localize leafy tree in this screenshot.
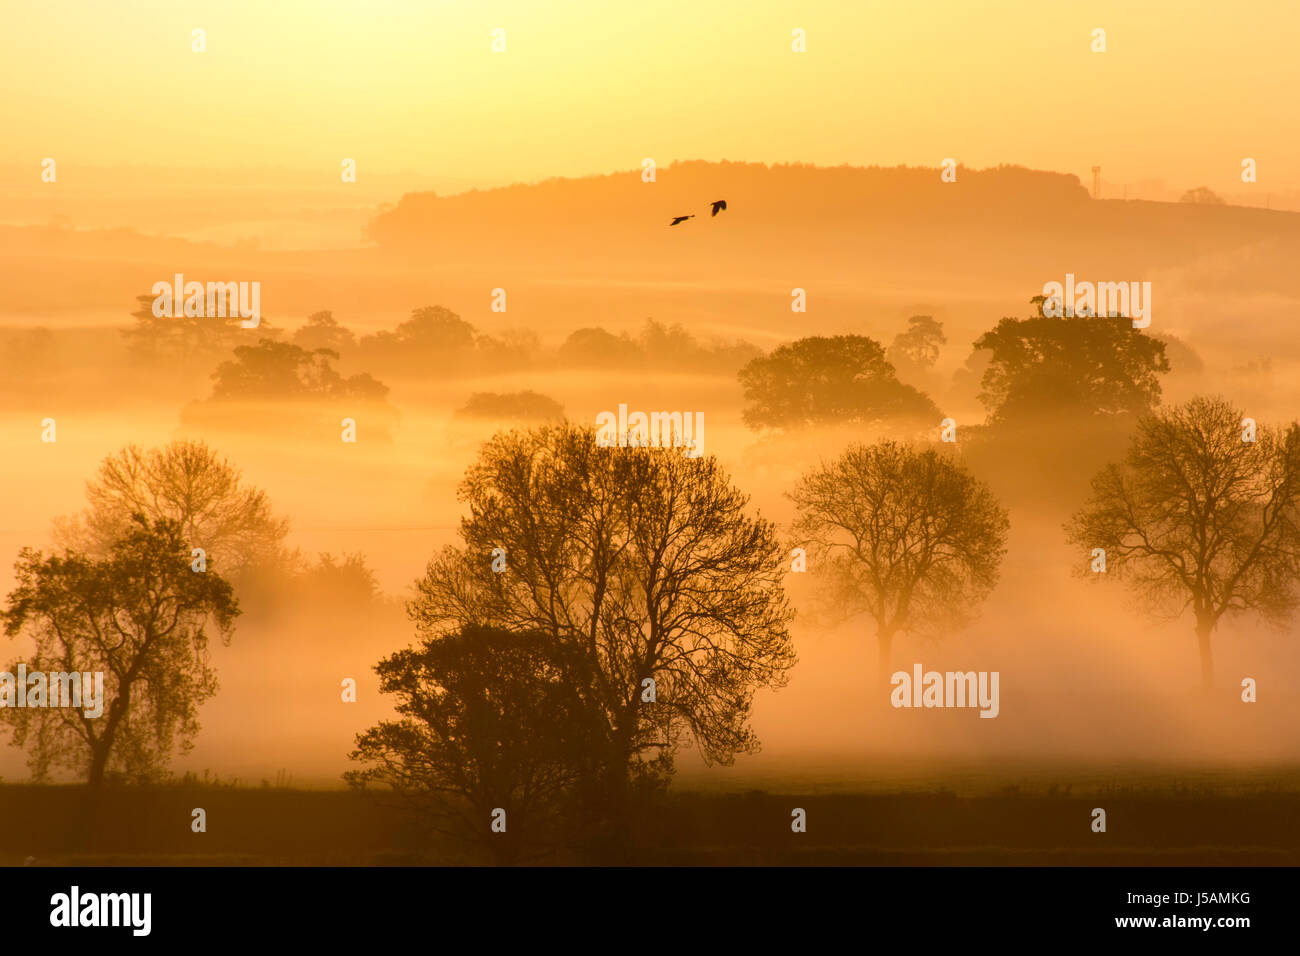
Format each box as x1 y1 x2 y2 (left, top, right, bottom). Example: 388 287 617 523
738 335 940 430
53 440 289 578
122 291 277 372
409 425 795 825
475 328 541 369
887 315 946 373
1066 396 1300 688
456 391 564 422
1180 186 1226 205
949 347 994 408
209 339 389 404
637 319 696 359
2 516 239 786
557 327 642 367
292 311 356 354
789 441 1009 674
973 314 1169 425
395 306 477 351
358 306 477 363
295 553 382 607
635 319 761 372
1155 333 1205 376
348 625 606 864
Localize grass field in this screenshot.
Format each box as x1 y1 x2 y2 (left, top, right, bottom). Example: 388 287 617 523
5 765 1299 866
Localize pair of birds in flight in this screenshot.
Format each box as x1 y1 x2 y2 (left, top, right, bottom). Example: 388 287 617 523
670 200 727 226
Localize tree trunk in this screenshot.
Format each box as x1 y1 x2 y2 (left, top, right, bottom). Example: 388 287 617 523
1196 618 1214 691
579 759 632 864
877 628 894 682
603 757 630 813
87 685 128 787
88 741 111 788
585 718 634 859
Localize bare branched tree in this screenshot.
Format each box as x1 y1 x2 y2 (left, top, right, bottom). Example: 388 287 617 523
397 425 796 827
789 441 1009 676
1066 396 1300 688
53 440 290 578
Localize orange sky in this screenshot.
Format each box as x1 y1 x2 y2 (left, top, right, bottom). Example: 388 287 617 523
3 0 1298 193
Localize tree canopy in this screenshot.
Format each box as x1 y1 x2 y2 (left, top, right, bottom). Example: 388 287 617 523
738 335 940 431
2 516 239 785
122 291 276 372
53 440 290 578
348 624 606 863
455 390 565 422
291 311 357 354
1066 396 1300 687
789 441 1009 673
400 424 796 819
209 339 389 404
973 314 1169 425
887 315 946 375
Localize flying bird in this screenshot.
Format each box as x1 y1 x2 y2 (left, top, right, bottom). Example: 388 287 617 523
669 215 694 226
710 200 727 216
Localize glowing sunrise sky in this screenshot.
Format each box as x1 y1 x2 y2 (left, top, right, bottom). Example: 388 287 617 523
2 0 1297 191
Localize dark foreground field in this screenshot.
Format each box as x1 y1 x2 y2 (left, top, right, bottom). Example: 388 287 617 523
4 772 1299 866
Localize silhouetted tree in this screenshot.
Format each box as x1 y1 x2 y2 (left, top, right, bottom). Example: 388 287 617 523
789 441 1009 675
208 339 388 404
475 328 541 369
1154 333 1205 377
637 319 761 372
122 291 277 372
357 306 478 367
949 346 993 408
557 327 642 367
348 625 606 864
738 335 940 430
396 306 477 351
973 314 1169 425
637 319 696 360
53 440 290 578
1066 396 1300 688
887 315 946 373
1180 186 1226 205
296 553 382 608
292 311 356 354
456 391 564 422
2 516 239 786
410 425 795 833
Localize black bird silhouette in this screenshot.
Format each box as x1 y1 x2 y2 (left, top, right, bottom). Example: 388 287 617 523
710 199 727 216
669 214 694 226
